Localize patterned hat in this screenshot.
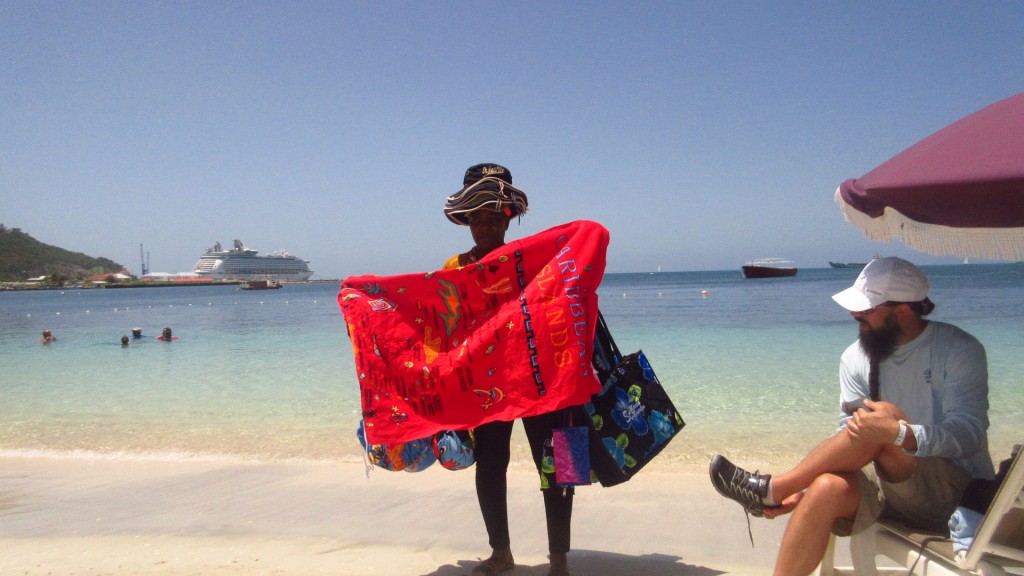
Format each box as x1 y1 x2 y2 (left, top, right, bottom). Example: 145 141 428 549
444 163 529 225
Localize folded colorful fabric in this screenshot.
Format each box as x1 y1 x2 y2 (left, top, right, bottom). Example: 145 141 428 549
553 425 591 487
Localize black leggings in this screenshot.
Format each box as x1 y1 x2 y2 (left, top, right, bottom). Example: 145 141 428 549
474 412 574 555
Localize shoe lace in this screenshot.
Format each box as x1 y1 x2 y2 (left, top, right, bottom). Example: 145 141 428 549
743 508 754 547
723 467 760 547
713 459 763 547
730 467 763 506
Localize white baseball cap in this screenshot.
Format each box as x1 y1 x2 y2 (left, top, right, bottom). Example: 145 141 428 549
832 257 929 312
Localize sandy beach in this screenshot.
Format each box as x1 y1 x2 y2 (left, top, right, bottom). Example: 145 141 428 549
0 455 849 576
7 271 1021 575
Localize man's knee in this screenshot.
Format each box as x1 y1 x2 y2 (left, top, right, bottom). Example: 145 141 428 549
802 473 861 519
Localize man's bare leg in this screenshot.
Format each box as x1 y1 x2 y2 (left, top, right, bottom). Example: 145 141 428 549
770 428 912 504
772 472 861 576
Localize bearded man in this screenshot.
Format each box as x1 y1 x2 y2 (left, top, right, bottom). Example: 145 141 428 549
709 257 994 576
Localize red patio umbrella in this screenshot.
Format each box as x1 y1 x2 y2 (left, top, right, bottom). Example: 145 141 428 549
835 92 1024 261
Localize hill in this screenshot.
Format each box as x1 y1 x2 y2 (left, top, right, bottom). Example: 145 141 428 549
0 224 126 283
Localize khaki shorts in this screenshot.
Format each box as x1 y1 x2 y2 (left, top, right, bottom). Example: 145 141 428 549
833 457 972 537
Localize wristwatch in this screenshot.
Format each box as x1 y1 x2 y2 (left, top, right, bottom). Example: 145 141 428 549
893 420 909 447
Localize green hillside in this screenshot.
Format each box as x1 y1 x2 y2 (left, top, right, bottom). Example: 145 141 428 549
0 224 126 282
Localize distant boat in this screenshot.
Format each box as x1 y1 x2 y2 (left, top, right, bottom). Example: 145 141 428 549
239 279 282 290
742 258 797 279
830 254 880 268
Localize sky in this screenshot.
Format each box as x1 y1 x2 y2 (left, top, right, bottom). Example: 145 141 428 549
3 2 1023 278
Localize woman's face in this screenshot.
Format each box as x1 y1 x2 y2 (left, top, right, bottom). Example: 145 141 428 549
467 208 510 253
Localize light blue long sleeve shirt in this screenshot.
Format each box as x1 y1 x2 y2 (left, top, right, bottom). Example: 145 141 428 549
838 321 995 480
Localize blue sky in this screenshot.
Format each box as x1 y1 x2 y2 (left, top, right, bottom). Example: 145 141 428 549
3 2 1022 277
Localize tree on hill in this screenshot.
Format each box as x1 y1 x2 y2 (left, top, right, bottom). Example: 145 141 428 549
0 224 126 282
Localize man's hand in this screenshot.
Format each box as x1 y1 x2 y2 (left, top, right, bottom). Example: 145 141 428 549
763 490 803 519
846 400 907 445
864 400 906 420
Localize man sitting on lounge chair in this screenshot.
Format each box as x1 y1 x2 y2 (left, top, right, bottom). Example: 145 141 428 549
710 257 995 576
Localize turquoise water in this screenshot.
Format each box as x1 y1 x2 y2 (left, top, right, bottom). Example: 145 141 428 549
2 265 1021 469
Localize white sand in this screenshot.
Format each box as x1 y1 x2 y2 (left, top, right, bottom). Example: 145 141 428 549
0 455 851 575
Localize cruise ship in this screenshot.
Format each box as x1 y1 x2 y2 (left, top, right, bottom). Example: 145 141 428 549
193 240 313 281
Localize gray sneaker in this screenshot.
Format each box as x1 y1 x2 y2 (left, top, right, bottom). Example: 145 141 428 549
709 454 775 518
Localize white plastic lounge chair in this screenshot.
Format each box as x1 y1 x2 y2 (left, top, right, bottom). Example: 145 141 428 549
819 445 1024 576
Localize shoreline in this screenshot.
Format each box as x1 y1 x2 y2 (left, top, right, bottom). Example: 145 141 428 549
4 415 1018 480
0 422 822 478
1 455 832 575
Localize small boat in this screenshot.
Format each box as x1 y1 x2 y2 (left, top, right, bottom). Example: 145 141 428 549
742 258 798 279
239 279 282 290
830 254 880 269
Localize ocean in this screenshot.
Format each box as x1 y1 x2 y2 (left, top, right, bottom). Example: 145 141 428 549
2 265 1021 472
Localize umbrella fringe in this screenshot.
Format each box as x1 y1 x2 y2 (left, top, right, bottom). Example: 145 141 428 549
836 188 1024 262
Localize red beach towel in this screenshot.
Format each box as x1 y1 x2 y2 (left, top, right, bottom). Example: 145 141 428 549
339 220 609 445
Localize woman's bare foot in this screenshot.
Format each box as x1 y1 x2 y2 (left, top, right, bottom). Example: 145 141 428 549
471 547 514 576
548 552 571 576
